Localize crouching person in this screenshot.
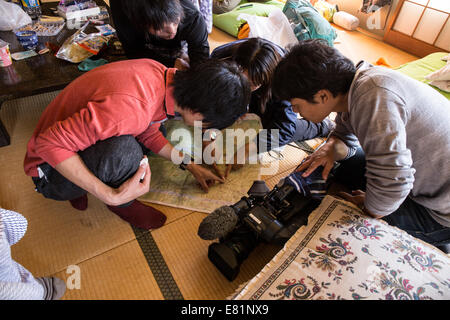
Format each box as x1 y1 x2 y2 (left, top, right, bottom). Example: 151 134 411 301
24 59 250 230
272 40 450 252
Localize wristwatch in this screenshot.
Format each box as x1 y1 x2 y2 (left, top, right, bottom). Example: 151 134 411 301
179 153 194 171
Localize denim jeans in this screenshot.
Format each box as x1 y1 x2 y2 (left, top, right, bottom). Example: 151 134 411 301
32 135 143 205
333 148 450 248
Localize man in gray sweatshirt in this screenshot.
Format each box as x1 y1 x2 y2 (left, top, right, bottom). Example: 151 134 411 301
272 40 450 252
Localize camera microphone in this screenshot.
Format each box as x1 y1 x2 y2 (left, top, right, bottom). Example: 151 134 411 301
197 206 239 240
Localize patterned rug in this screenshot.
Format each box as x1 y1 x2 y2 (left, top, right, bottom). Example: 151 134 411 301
231 195 450 300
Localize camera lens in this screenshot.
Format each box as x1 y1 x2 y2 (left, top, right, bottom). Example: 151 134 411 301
208 224 259 281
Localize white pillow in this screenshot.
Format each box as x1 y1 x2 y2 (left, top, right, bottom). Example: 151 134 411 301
425 63 450 81
430 80 450 92
333 11 359 31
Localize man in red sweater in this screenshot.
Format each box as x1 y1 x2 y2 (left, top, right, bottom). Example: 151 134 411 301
24 58 250 230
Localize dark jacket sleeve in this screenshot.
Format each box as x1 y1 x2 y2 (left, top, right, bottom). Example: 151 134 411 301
109 0 146 59
210 39 247 59
179 0 210 66
254 100 332 153
255 100 298 152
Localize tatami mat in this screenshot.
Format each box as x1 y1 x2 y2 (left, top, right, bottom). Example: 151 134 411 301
0 91 289 300
54 240 164 300
147 203 194 225
0 25 418 299
11 194 137 276
1 93 138 277
151 212 281 300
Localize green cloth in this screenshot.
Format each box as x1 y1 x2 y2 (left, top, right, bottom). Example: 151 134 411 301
395 52 450 100
213 1 285 37
78 58 108 72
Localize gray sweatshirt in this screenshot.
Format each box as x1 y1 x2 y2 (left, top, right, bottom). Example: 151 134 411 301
332 62 450 227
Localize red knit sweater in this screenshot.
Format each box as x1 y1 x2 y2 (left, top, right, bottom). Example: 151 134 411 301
24 59 176 177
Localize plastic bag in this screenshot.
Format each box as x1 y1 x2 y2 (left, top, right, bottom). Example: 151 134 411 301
0 0 32 31
56 22 108 63
237 8 298 49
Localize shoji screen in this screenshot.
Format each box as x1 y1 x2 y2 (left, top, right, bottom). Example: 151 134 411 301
384 0 450 57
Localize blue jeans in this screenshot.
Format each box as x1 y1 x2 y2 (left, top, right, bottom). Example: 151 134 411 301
333 148 450 248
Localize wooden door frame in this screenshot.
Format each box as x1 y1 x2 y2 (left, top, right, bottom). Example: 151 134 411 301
383 0 449 57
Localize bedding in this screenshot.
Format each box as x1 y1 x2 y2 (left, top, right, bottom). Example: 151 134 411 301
424 58 450 93
425 62 450 81
212 1 285 37
395 52 450 99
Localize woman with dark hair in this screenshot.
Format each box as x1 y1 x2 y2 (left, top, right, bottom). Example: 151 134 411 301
110 0 209 69
211 38 334 154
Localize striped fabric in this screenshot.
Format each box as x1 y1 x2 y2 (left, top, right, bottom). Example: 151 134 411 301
191 0 213 33
284 168 327 200
0 208 44 300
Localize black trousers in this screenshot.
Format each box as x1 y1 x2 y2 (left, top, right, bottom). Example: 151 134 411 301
333 148 450 248
32 135 143 205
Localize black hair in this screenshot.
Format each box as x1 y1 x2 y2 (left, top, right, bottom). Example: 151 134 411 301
272 39 356 103
123 0 185 31
232 38 284 114
172 59 251 130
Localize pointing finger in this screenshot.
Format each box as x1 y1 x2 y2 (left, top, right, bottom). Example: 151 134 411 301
302 160 322 177
199 178 209 193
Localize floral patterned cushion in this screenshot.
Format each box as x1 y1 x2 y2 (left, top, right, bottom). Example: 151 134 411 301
231 195 450 300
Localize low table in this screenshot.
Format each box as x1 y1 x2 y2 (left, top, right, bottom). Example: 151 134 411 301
0 0 125 147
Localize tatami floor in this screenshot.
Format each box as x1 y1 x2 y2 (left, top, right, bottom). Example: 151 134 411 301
0 25 417 300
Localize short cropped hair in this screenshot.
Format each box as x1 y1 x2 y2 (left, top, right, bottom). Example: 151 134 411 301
272 39 356 103
123 0 185 31
172 60 251 130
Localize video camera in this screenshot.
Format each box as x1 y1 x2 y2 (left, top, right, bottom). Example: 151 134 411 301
198 169 328 281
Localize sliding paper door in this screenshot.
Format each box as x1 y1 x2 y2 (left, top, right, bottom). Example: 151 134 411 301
384 0 449 57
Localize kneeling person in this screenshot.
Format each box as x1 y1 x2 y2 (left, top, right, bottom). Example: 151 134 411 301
272 40 450 251
24 59 250 230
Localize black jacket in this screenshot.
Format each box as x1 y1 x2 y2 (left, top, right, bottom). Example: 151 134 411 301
110 0 210 67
